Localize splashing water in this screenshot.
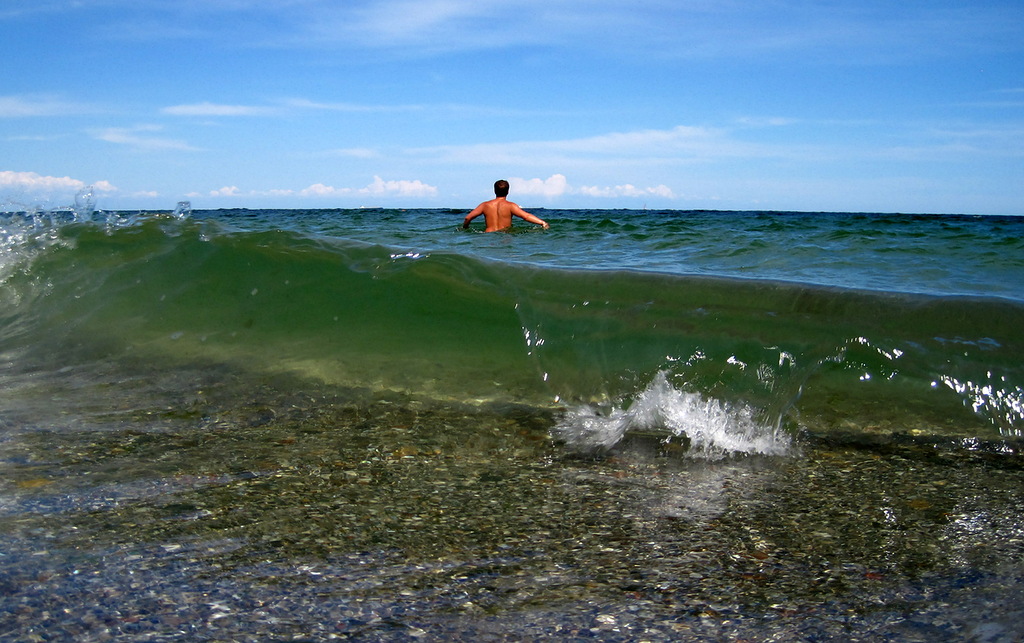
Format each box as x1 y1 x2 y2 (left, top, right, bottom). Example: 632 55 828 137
73 186 96 222
555 372 792 458
173 201 192 220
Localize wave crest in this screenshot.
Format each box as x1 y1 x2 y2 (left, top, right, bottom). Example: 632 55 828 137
555 372 792 458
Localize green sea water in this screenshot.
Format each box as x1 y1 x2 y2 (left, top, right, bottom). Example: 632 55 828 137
1 207 1022 640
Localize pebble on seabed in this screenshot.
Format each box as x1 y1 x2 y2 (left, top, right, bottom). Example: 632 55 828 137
3 394 1023 641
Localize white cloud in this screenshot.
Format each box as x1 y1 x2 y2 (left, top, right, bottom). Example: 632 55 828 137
509 174 675 200
92 180 119 193
0 171 119 195
161 102 279 117
91 125 200 151
284 178 439 198
1 170 86 192
578 183 676 198
299 183 345 197
217 177 438 200
358 176 437 197
510 174 570 197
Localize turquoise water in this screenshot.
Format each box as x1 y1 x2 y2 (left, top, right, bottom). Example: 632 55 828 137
1 206 1023 640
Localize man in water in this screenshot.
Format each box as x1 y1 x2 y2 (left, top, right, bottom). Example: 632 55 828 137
462 180 550 232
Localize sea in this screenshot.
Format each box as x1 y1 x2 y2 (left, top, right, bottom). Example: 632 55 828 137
2 195 1023 641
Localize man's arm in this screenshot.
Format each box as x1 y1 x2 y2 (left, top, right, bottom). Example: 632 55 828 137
462 204 485 229
511 204 549 229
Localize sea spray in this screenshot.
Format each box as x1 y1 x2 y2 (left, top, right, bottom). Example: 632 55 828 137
555 371 792 457
73 186 96 222
172 201 192 220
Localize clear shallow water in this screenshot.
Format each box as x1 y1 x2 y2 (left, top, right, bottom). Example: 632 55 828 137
1 204 1023 640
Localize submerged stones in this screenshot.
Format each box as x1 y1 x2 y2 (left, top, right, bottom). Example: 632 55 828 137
2 383 1023 641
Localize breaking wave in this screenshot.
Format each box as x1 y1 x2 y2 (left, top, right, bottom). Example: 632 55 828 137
555 372 792 458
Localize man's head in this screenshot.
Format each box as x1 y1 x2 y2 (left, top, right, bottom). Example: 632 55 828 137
494 179 510 197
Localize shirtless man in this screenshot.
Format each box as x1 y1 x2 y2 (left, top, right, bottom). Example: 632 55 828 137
462 180 549 232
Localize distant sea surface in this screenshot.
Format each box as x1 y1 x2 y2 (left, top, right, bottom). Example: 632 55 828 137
2 206 1023 640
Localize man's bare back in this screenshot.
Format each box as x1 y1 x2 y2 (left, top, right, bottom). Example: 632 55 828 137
462 180 549 232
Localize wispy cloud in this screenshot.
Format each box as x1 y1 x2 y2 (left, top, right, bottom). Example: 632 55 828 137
411 124 769 167
20 1 1022 65
735 116 801 128
957 87 1024 109
880 124 1024 160
0 94 102 118
280 97 426 114
90 125 201 151
240 0 1024 64
160 98 479 117
415 116 1024 175
549 126 726 156
161 102 281 117
279 97 552 118
319 148 381 159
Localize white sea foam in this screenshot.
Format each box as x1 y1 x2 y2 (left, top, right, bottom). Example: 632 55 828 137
555 371 791 458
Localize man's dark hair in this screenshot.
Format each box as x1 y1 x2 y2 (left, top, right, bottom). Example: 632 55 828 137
494 180 510 197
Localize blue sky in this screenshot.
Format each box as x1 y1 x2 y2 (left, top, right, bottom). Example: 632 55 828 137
2 0 1022 213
